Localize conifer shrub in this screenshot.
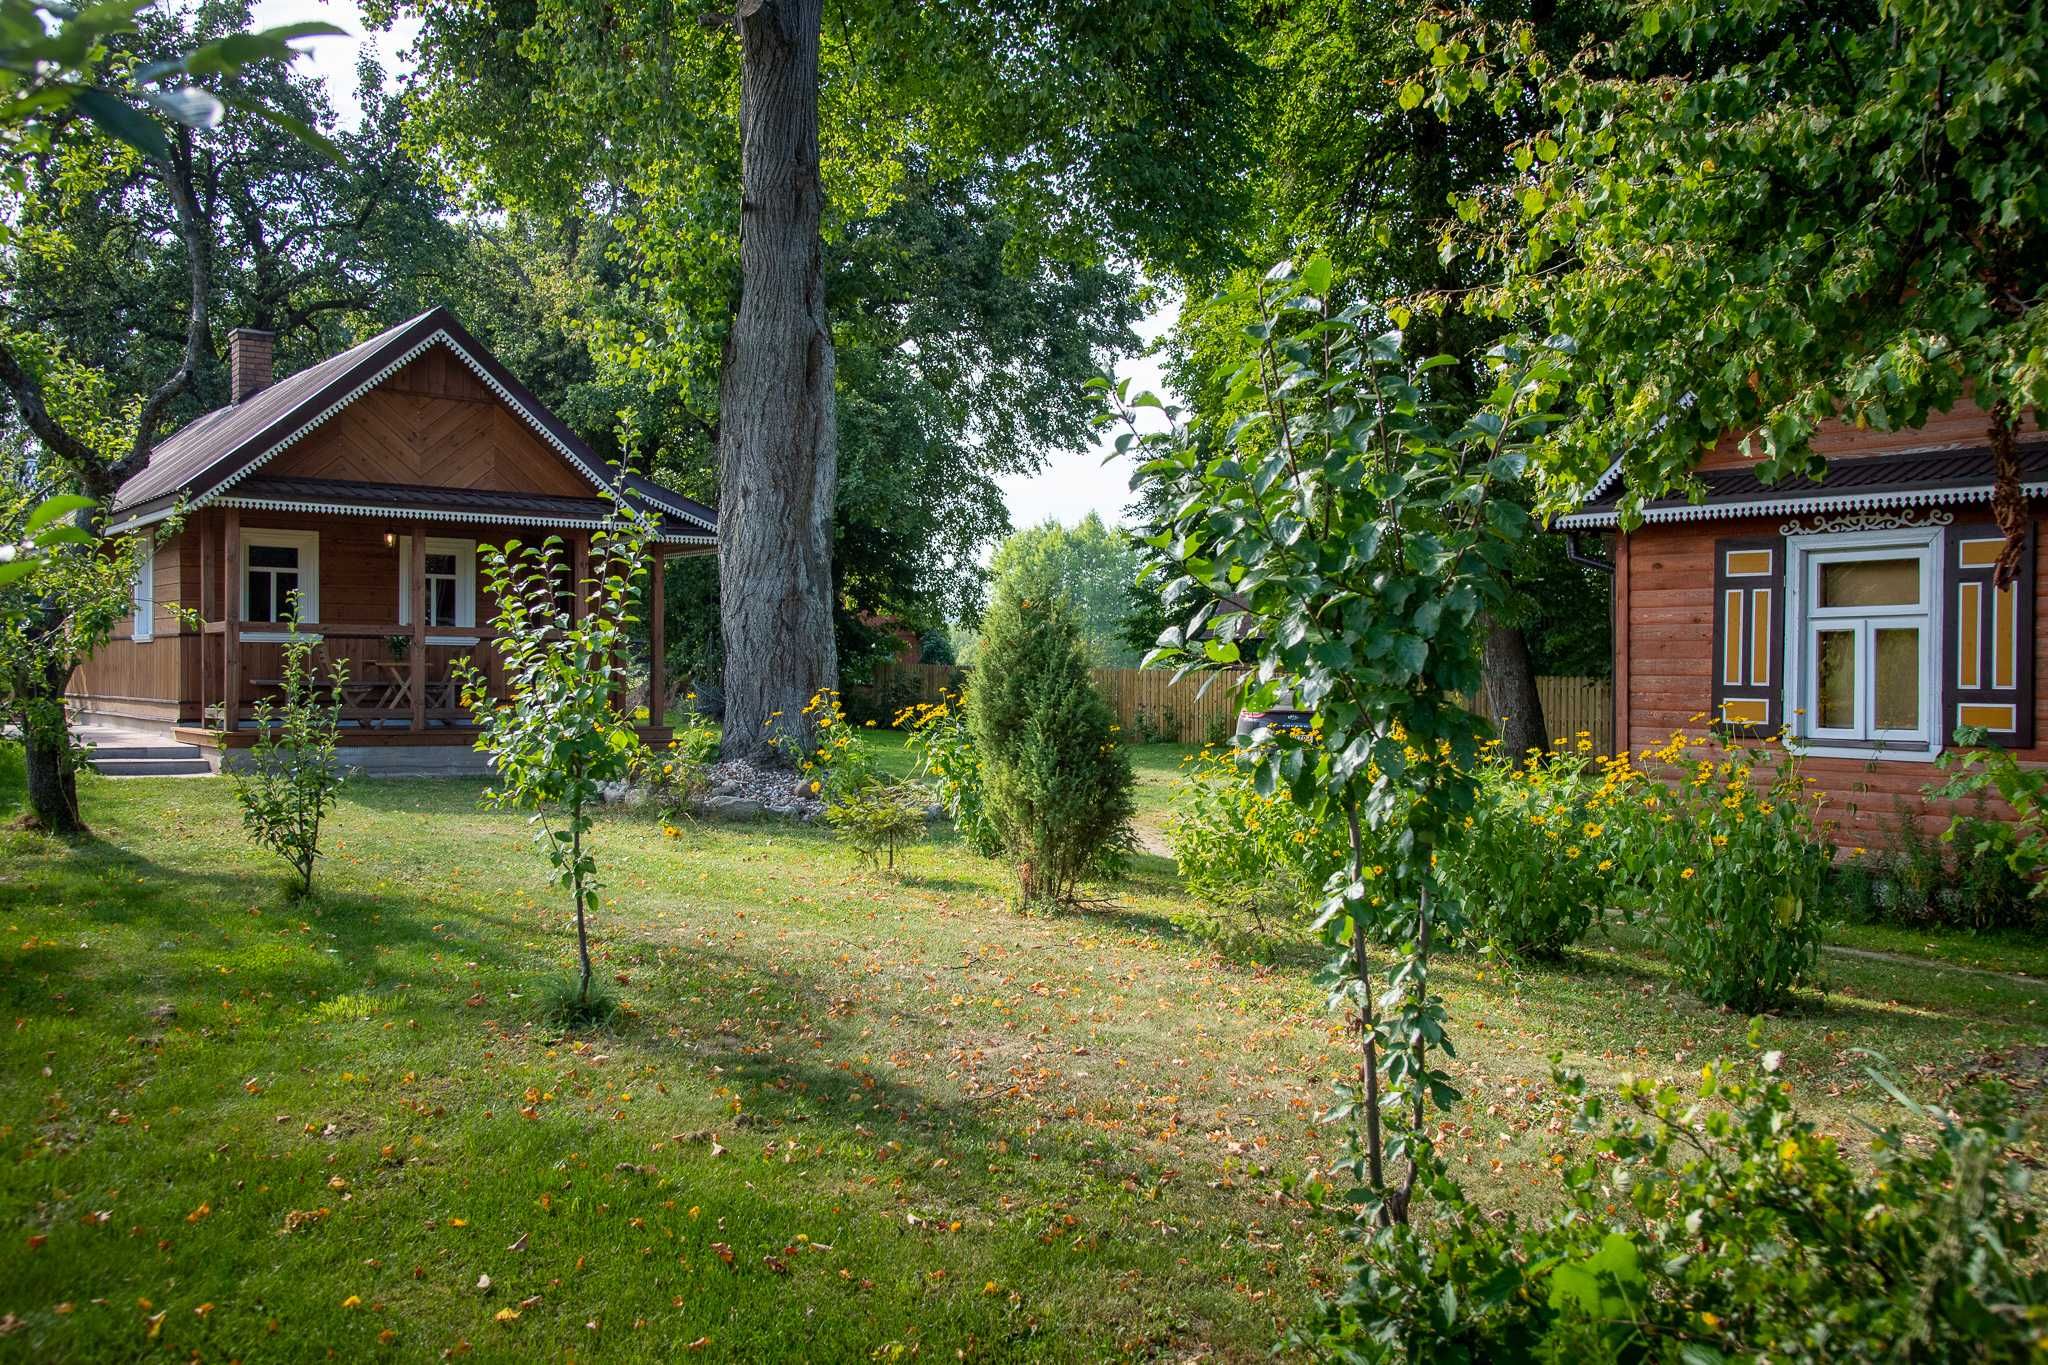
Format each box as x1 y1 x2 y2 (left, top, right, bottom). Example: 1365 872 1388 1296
965 577 1135 904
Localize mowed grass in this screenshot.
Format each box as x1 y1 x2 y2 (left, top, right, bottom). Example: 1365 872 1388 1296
0 744 2043 1362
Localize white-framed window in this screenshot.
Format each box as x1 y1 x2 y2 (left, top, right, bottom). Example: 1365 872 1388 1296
130 534 154 642
397 536 478 644
1784 527 1940 756
242 529 320 638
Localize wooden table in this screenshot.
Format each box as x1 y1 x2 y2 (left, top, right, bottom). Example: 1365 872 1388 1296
363 658 415 712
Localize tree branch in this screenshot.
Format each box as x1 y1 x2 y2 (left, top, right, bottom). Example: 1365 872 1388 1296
102 126 214 501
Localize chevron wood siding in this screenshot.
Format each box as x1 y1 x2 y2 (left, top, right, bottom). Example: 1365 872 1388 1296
265 354 589 497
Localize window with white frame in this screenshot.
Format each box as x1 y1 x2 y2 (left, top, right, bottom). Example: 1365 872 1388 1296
130 535 154 642
396 536 477 641
1788 530 1938 749
243 529 319 631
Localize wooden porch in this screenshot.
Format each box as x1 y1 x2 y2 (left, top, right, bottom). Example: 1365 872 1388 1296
183 506 676 743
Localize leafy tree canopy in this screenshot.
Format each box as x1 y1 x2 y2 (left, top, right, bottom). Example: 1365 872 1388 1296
1419 0 2048 535
5 0 429 440
988 513 1148 669
383 0 1251 647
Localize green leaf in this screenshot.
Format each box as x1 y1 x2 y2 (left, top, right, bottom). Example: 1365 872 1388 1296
73 87 168 159
1397 82 1425 112
24 494 95 535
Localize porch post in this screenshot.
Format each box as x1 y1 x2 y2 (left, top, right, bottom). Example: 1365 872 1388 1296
648 545 666 728
570 531 591 625
409 521 427 732
198 510 216 724
223 507 241 732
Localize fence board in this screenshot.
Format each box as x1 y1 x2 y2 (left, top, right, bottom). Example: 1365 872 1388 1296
857 662 1611 752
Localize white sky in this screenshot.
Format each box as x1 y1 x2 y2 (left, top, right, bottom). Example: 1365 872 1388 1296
248 0 1173 534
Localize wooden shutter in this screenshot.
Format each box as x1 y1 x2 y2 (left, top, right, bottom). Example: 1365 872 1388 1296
1945 522 2035 748
1710 535 1785 734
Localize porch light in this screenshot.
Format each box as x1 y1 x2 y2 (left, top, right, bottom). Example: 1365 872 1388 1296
383 532 396 548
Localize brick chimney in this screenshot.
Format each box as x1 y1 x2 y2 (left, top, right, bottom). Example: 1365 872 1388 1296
227 327 275 404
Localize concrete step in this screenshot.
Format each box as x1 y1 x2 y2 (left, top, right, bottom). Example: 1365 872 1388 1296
91 757 214 778
89 744 202 761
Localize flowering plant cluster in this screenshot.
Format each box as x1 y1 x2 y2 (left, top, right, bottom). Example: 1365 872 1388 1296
1166 741 1354 948
632 694 720 819
1170 723 1835 1008
787 689 928 872
1302 1048 2048 1360
777 688 881 803
1641 730 1830 1012
900 690 1003 858
1437 734 1616 958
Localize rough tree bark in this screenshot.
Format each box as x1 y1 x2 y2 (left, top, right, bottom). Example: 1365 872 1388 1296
715 0 838 764
1480 614 1548 760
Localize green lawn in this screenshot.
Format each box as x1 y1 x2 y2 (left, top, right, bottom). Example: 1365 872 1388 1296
1 746 2042 1361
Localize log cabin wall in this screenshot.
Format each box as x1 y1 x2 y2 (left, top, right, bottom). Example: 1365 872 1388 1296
1696 398 2041 471
70 525 193 724
1619 509 2048 849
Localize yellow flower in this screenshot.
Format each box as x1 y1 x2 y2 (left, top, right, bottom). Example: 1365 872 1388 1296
809 780 821 793
1680 867 1696 880
1581 822 1603 839
1597 859 1613 872
1711 834 1728 847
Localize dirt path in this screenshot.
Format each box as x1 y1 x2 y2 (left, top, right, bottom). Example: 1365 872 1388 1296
1822 942 2041 988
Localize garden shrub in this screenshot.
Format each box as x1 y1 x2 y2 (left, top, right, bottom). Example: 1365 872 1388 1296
1837 796 2035 933
1932 728 2048 916
902 690 1002 857
1438 738 1616 958
1165 742 1350 945
1297 1053 2048 1362
1642 735 1830 1012
231 607 348 897
1127 702 1178 745
965 578 1135 904
786 689 929 869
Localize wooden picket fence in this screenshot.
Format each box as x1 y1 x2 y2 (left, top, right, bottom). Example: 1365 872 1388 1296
857 661 1612 752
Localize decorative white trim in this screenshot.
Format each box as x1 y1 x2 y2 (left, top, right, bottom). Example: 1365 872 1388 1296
130 534 155 642
1779 508 1954 535
191 496 713 546
1557 481 2048 530
1581 457 1625 506
109 328 716 537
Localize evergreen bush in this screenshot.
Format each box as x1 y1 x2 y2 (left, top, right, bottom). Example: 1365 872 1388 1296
966 577 1135 904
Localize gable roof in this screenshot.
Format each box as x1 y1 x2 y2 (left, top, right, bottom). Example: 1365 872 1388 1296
108 307 716 544
1556 443 2048 529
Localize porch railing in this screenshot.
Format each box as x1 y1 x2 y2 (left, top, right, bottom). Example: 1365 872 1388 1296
198 620 506 732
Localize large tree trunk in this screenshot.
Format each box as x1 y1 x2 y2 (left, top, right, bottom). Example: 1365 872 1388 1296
716 0 838 765
1480 615 1548 761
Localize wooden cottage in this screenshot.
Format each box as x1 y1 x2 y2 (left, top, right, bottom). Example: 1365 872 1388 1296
1560 403 2048 846
76 308 716 773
